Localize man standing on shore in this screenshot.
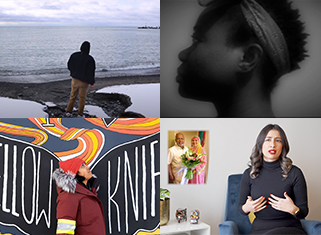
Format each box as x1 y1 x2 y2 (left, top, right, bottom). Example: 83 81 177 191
65 41 95 117
168 132 189 184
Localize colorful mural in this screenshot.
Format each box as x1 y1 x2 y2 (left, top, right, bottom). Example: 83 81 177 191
0 118 160 235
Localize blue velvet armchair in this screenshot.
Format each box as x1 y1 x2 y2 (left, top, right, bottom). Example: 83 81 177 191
219 174 321 235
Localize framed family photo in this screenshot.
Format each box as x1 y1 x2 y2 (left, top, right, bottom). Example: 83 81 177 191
167 130 209 185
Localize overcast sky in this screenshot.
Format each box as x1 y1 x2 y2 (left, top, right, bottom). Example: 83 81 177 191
0 0 160 26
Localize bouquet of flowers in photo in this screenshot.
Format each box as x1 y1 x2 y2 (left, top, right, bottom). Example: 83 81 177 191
181 149 205 180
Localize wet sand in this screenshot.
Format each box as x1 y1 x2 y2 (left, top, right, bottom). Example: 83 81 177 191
0 74 160 118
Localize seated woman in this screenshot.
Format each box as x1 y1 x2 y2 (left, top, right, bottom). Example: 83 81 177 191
238 124 308 234
188 136 207 184
176 0 308 117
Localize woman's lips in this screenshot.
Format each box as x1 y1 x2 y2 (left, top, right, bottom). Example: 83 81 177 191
176 74 183 83
268 149 276 154
177 65 187 83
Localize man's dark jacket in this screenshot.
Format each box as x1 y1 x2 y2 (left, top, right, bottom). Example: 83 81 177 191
67 52 95 85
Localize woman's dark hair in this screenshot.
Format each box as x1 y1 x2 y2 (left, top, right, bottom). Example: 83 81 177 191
194 0 308 95
249 124 292 179
75 174 86 183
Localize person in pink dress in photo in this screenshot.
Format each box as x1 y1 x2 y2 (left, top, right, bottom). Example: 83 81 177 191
189 136 207 184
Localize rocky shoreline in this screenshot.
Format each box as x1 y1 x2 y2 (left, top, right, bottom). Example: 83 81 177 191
0 74 159 118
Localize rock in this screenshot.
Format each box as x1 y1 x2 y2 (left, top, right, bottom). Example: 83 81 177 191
120 111 145 118
90 92 132 117
0 75 160 118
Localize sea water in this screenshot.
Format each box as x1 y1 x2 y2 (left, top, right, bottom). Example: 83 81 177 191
0 26 160 79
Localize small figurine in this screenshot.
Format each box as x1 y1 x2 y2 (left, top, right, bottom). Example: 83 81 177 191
190 210 200 224
176 208 187 223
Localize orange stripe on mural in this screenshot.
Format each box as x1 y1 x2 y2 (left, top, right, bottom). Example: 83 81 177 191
54 129 104 165
0 122 48 145
54 139 85 157
84 118 105 128
81 130 103 164
29 118 67 136
0 119 105 165
85 118 160 135
108 118 160 135
60 128 88 141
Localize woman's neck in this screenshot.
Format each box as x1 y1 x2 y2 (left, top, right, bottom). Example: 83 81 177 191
262 158 280 171
212 74 275 117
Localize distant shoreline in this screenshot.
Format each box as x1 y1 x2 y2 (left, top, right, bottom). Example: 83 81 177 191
138 26 160 29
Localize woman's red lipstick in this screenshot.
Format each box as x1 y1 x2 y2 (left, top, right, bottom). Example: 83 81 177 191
268 149 276 154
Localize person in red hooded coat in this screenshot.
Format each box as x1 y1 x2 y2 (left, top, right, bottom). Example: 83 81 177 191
52 158 106 235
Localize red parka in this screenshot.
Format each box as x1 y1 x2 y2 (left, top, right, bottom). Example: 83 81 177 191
53 168 106 235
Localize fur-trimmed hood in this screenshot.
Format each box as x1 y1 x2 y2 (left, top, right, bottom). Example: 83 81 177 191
52 168 77 193
52 168 99 194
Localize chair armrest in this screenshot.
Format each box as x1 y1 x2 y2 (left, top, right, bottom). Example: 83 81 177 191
301 219 321 235
219 221 239 235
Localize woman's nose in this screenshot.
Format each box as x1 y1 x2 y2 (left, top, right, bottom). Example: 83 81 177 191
270 140 276 147
178 45 193 62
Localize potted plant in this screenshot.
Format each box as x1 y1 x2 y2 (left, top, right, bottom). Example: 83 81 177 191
160 188 170 225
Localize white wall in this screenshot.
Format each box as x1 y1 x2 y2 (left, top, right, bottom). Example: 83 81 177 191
160 118 321 234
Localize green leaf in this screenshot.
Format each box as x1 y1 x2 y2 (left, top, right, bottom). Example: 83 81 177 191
160 188 170 200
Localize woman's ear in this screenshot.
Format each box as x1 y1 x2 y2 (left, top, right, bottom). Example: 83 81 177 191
238 44 263 73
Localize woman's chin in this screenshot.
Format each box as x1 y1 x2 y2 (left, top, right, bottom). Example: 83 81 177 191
178 84 208 101
178 83 195 98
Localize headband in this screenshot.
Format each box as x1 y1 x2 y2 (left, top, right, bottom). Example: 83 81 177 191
198 0 290 77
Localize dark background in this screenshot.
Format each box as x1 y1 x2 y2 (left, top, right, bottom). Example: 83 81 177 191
160 0 321 117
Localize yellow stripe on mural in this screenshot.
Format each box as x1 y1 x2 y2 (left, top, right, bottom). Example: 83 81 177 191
84 132 98 163
136 228 160 234
113 118 159 127
85 118 160 135
0 122 48 145
30 118 65 136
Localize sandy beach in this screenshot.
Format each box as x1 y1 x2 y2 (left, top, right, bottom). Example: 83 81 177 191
0 74 160 118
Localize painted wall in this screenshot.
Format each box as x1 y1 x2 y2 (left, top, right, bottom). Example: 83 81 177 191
160 118 321 235
161 0 321 117
0 118 160 235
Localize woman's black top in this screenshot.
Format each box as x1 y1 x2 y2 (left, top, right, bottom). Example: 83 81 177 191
238 160 308 234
